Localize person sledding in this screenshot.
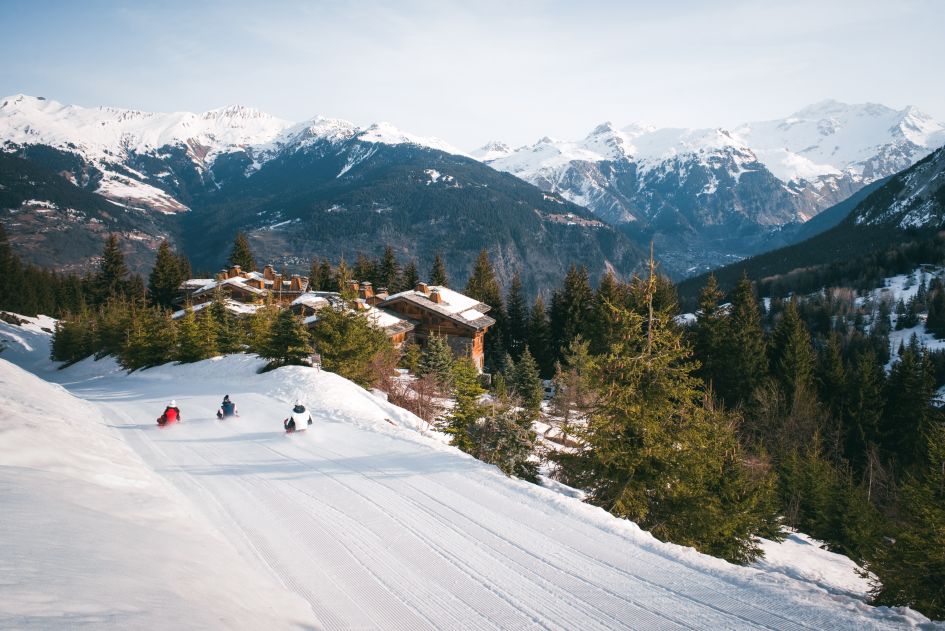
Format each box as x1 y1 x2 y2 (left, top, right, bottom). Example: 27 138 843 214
283 400 313 433
158 400 181 426
216 394 238 420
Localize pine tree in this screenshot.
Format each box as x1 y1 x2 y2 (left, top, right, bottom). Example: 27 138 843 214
465 249 506 370
429 252 448 287
51 307 95 365
261 309 312 369
526 296 553 378
146 308 178 366
883 337 936 469
94 297 132 359
120 303 151 370
246 300 278 354
93 235 129 303
417 334 454 389
770 299 814 404
401 342 422 374
557 259 778 563
309 258 326 293
401 260 420 293
311 305 392 387
505 274 529 359
512 348 543 415
721 274 768 406
227 232 256 272
174 310 202 362
549 337 597 445
148 240 188 309
207 287 243 353
869 423 945 619
377 245 400 291
176 307 215 363
693 274 730 400
549 265 592 364
442 357 485 452
471 401 539 482
587 270 625 356
317 259 332 291
335 256 352 294
0 223 21 312
927 289 945 338
354 252 376 285
817 332 847 454
844 350 885 472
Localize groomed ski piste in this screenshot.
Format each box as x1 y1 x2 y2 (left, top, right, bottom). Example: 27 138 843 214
0 316 939 630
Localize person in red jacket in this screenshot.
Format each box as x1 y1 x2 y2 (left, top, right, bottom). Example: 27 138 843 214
158 400 181 426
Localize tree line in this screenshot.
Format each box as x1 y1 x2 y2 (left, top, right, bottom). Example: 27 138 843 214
685 272 945 617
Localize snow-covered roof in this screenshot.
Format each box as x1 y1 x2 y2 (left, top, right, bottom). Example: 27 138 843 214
181 278 214 289
291 292 333 310
365 307 415 335
380 286 495 330
190 276 268 298
171 299 261 320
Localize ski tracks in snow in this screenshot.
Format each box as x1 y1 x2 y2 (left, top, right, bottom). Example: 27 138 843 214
86 386 914 631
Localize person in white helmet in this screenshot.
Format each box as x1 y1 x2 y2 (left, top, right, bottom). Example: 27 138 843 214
283 400 313 433
158 400 181 426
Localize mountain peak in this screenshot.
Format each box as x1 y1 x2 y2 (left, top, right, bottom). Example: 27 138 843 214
470 140 512 161
587 121 617 137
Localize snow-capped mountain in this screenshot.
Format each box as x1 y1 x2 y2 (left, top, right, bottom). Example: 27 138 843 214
0 94 643 286
479 101 945 276
0 94 463 213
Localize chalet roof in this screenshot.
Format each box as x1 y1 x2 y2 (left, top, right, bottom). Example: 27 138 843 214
291 292 336 310
380 286 495 330
190 276 268 298
365 306 416 336
295 291 415 337
171 299 261 320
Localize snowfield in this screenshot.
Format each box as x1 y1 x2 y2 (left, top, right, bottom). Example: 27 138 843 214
0 317 939 629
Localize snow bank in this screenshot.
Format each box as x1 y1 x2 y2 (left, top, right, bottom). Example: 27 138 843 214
0 358 312 629
756 532 874 599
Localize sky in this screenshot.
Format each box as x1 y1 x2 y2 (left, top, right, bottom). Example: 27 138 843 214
2 0 943 150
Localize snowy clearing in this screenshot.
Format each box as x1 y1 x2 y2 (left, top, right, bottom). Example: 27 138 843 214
0 317 937 629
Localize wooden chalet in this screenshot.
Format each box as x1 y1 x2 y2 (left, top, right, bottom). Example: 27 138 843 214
177 264 310 307
379 282 495 370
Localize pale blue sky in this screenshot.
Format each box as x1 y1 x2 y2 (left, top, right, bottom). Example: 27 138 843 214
2 0 943 149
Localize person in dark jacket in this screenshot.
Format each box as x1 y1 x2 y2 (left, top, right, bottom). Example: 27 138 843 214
158 400 181 426
284 400 313 432
217 394 238 419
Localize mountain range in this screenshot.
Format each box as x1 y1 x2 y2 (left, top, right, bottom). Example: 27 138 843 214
0 94 642 288
476 101 945 276
677 144 945 305
1 94 943 286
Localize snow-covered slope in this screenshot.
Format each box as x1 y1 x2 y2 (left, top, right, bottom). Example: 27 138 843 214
484 101 945 196
0 317 937 629
737 100 945 183
0 324 311 629
0 94 292 166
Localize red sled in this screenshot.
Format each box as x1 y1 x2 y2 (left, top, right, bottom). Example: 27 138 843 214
157 413 180 427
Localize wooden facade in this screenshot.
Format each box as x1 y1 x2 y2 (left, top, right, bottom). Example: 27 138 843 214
379 283 494 371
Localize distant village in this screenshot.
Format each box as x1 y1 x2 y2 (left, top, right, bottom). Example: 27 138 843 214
176 263 496 371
